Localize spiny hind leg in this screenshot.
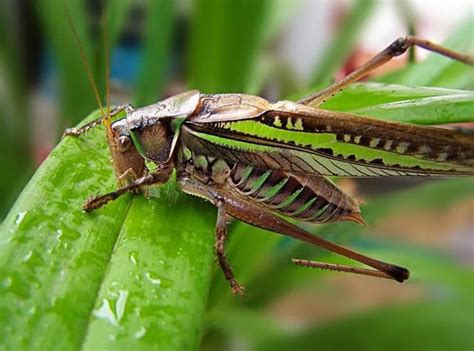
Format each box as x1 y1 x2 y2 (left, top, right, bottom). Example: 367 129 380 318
292 259 394 280
216 189 408 282
177 173 408 295
177 174 245 296
299 36 474 107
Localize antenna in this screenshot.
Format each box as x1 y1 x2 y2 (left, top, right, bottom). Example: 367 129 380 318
64 3 105 120
63 1 115 138
103 0 112 134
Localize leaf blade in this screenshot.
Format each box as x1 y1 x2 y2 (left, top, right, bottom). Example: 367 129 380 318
0 111 215 350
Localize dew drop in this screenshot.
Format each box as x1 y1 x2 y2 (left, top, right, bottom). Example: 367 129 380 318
93 299 117 325
145 272 161 286
134 326 146 339
129 252 138 266
2 276 12 288
28 306 36 316
22 250 32 262
115 290 129 322
15 211 27 225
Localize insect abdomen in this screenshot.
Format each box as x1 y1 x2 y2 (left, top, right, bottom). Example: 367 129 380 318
229 165 364 224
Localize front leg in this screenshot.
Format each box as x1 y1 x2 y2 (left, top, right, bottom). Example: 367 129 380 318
85 165 172 211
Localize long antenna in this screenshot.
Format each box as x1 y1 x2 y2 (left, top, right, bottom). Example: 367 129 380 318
103 0 112 133
64 3 105 120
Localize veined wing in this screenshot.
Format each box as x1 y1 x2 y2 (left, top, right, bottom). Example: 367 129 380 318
186 97 474 176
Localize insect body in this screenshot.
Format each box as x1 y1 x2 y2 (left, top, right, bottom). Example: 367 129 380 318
65 36 474 295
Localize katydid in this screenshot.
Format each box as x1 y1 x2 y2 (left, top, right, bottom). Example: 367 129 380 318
63 14 474 295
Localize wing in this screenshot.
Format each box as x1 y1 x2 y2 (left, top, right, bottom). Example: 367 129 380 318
184 94 474 176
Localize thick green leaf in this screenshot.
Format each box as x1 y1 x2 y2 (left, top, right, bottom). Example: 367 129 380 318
291 82 474 125
0 111 215 350
293 82 474 125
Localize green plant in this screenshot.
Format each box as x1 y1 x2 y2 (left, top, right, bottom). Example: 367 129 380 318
0 2 473 350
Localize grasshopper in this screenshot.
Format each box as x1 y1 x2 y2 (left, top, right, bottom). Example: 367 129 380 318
64 22 474 295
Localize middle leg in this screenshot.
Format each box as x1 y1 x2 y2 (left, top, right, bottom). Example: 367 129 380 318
177 174 245 295
215 200 246 296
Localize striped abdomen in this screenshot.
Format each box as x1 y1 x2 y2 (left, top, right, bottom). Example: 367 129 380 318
229 164 363 224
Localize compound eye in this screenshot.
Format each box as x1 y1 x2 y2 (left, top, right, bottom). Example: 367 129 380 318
117 136 131 152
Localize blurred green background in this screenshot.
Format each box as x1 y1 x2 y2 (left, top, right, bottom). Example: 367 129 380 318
0 0 473 350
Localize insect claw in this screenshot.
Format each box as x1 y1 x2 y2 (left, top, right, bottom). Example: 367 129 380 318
231 283 246 297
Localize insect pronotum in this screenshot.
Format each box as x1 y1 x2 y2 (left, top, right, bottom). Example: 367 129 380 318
64 7 474 296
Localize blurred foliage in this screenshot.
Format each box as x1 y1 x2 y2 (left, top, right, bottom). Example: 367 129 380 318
0 2 32 220
0 1 473 350
310 0 377 86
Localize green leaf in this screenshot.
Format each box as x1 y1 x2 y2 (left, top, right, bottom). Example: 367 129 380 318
293 83 474 125
321 83 474 125
0 111 215 350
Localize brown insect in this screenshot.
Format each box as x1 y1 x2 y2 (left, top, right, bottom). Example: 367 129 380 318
64 5 474 296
